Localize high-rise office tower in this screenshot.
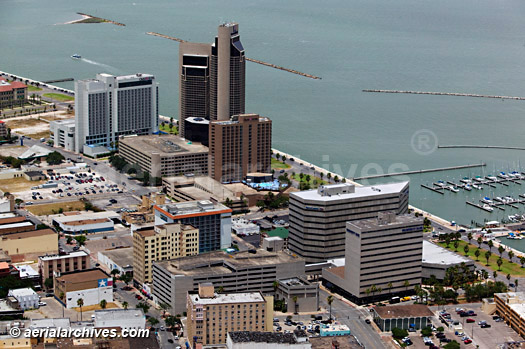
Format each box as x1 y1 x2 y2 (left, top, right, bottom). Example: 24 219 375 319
209 114 272 183
179 23 245 140
75 73 159 154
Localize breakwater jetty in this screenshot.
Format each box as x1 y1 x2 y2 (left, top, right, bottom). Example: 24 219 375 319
146 32 321 80
352 163 486 180
42 78 74 83
76 12 125 26
439 145 525 151
363 89 525 101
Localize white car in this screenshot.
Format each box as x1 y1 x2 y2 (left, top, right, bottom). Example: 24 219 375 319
38 302 47 306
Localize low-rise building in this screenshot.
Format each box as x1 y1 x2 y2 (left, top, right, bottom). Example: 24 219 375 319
133 223 199 286
97 248 133 276
162 175 239 205
227 330 310 349
276 277 319 313
421 240 475 280
262 237 285 252
0 229 58 260
49 118 75 151
154 200 232 252
7 288 39 310
309 336 363 349
187 283 273 347
494 292 525 337
0 120 7 139
23 170 46 181
39 250 91 282
372 304 434 331
152 249 305 314
94 309 146 329
0 77 27 109
118 134 209 178
320 324 351 337
52 211 119 234
54 269 113 309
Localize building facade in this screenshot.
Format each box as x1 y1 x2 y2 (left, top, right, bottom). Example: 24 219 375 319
186 283 271 347
118 134 208 178
0 78 27 109
49 118 75 151
75 73 159 154
0 120 7 139
276 277 319 313
372 304 434 332
227 331 311 349
288 182 410 263
7 288 39 310
494 292 525 338
209 114 272 183
54 269 113 309
38 250 91 282
0 229 58 259
152 249 305 314
154 200 231 252
132 223 199 285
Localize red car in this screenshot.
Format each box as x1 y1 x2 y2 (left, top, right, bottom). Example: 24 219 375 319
466 318 475 323
464 339 472 344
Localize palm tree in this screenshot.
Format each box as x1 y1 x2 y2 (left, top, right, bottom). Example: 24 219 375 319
497 258 503 271
506 273 511 285
445 236 451 248
463 244 469 256
122 301 129 310
387 282 393 296
327 296 334 322
477 236 483 248
370 285 377 300
485 251 492 266
217 286 224 293
475 249 481 261
159 302 170 317
493 271 498 279
292 295 299 314
521 256 525 268
508 250 514 263
515 279 519 292
487 240 494 252
404 280 410 293
453 240 459 252
467 232 473 245
273 281 279 293
77 298 84 321
498 246 505 258
100 299 107 309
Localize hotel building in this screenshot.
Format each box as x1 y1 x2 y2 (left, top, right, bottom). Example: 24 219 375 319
288 182 410 263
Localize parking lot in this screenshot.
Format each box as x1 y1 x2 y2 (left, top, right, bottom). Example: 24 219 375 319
429 303 522 348
24 295 99 322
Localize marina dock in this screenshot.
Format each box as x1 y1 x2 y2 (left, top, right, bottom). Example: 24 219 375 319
146 32 322 80
362 89 525 101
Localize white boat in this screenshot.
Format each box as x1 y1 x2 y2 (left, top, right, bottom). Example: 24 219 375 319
482 204 494 212
472 184 482 190
450 186 459 193
487 175 497 181
504 196 514 203
464 185 472 191
482 197 493 204
498 172 509 179
71 54 81 59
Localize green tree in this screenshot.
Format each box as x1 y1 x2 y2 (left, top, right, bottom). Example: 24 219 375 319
100 299 107 309
148 317 159 327
467 232 473 245
493 271 498 279
508 250 515 263
444 341 461 349
497 258 503 271
404 280 410 292
487 240 494 252
507 273 511 284
387 282 393 296
77 298 84 321
165 315 177 329
463 244 469 256
44 278 53 290
498 245 505 258
521 256 525 268
46 151 65 165
74 235 87 246
453 240 459 252
477 236 483 248
292 295 299 314
445 235 451 248
111 269 120 277
122 301 128 310
66 236 73 244
515 279 519 292
485 251 492 266
391 327 408 340
137 302 150 314
327 295 334 322
421 326 433 337
474 249 481 261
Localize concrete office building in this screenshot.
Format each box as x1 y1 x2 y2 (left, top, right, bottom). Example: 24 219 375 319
276 277 319 313
97 248 133 276
186 283 272 347
323 213 423 304
179 23 245 139
38 250 91 282
118 134 208 178
209 114 272 183
154 200 231 252
49 118 75 151
152 249 305 314
132 223 199 286
227 331 311 349
289 182 410 263
75 73 159 155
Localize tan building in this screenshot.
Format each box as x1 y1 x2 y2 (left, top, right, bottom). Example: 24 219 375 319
118 134 208 178
133 223 199 285
0 120 7 139
0 229 58 259
38 250 91 282
0 77 27 109
54 269 113 309
186 283 272 347
209 114 272 183
495 292 525 338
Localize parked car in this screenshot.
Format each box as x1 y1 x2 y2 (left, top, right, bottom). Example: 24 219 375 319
480 324 491 328
464 339 473 344
365 319 371 324
466 318 475 323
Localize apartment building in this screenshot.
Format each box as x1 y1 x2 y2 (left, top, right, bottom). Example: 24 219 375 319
152 249 304 314
75 73 159 155
209 114 272 183
186 283 272 347
38 250 91 281
495 292 525 338
133 223 199 286
323 212 423 304
118 134 208 178
288 182 410 263
154 200 232 252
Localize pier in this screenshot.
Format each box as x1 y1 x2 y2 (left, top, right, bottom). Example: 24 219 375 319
439 145 525 151
42 78 74 83
146 32 322 80
362 89 525 101
421 184 444 195
352 163 485 180
76 13 125 26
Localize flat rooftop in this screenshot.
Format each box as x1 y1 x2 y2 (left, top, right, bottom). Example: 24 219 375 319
291 181 408 202
422 241 474 266
62 218 111 226
188 291 264 305
119 134 208 155
0 216 27 225
30 318 70 329
374 304 434 319
156 249 302 277
346 214 422 231
99 248 133 268
1 229 55 240
53 211 119 224
279 277 311 287
155 200 230 219
0 221 34 231
94 308 144 325
228 331 302 344
40 250 89 261
56 269 108 283
9 287 37 297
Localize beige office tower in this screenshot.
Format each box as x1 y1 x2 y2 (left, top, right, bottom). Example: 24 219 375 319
209 114 272 183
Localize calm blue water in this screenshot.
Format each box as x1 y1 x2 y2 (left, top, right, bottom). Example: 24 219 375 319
3 0 525 225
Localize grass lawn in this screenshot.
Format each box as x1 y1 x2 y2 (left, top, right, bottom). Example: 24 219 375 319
271 158 291 170
159 123 178 135
291 173 326 188
42 93 74 102
0 177 45 193
438 240 525 276
27 85 42 92
73 302 119 312
26 201 86 216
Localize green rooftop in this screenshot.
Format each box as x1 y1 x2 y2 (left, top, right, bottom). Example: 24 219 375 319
266 227 288 239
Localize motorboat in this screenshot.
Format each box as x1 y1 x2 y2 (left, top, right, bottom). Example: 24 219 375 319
481 197 493 204
71 54 81 59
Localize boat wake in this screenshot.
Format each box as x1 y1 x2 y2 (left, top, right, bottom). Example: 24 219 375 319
80 58 122 73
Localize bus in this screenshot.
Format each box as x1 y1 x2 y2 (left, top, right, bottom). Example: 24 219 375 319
389 296 400 304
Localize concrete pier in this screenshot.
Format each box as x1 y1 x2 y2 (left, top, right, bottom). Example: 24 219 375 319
439 145 525 151
353 163 485 180
363 89 525 101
